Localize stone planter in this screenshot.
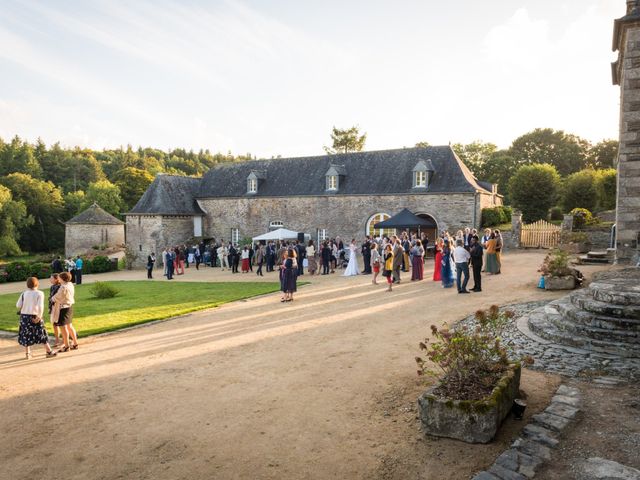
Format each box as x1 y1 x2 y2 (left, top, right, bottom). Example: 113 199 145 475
418 364 521 444
544 275 576 290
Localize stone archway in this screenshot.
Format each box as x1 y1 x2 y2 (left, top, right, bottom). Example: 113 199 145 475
415 213 438 249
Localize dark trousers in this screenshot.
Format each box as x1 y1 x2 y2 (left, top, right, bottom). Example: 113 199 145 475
322 259 329 274
249 257 253 271
298 262 304 276
456 262 469 292
363 255 371 273
75 269 82 284
167 264 174 280
195 259 200 270
472 261 482 291
147 266 153 279
257 262 263 276
232 258 239 273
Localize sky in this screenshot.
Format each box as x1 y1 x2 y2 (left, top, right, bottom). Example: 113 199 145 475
0 0 625 158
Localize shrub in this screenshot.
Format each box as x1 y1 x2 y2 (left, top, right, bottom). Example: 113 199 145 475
415 306 519 401
539 249 572 277
562 231 589 244
0 236 23 256
89 282 120 299
89 256 112 273
594 168 617 211
481 206 512 227
509 163 561 222
570 208 594 229
548 206 564 221
5 262 29 283
561 169 597 212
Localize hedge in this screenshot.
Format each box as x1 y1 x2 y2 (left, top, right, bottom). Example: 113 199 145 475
0 255 117 284
481 206 512 228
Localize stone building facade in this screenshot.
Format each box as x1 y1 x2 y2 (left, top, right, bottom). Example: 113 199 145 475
612 0 640 264
125 146 502 266
65 203 125 257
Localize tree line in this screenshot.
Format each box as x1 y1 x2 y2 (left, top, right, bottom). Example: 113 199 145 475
0 136 253 255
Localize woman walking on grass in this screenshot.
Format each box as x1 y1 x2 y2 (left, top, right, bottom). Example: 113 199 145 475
17 277 56 359
51 272 78 352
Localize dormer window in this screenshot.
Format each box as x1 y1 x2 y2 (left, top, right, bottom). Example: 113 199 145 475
325 164 346 192
412 159 435 189
246 170 266 195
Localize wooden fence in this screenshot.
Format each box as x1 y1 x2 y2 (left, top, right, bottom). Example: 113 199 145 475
520 220 561 248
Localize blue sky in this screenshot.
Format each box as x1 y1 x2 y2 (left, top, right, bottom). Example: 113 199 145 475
0 0 623 158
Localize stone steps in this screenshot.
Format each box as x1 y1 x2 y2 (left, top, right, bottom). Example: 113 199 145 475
556 297 640 332
570 290 640 320
527 308 640 357
549 303 640 343
589 281 640 306
578 254 609 265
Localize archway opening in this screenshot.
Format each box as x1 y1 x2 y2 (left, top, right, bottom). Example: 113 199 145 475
366 213 394 239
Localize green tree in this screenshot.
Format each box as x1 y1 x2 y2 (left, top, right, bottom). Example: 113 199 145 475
0 173 64 251
586 139 618 169
0 185 34 255
479 150 520 204
324 126 367 154
561 169 598 212
83 180 124 215
594 168 617 211
509 164 561 222
508 128 590 176
414 141 431 148
113 167 154 209
63 190 86 219
0 135 43 178
451 141 498 177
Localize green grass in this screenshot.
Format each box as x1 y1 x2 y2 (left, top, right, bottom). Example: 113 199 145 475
1 281 281 337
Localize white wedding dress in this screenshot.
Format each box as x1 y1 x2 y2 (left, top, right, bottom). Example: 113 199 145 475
343 244 360 276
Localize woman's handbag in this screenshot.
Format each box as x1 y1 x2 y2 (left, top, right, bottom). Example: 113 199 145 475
31 316 43 325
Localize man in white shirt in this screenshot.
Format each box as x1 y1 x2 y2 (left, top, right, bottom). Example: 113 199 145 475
453 239 471 294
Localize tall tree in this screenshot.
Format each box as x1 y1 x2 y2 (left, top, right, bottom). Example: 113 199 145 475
83 180 124 215
586 139 618 169
479 150 520 204
324 126 367 154
508 128 590 176
509 164 561 222
0 136 43 178
113 167 154 210
0 184 33 255
0 173 64 251
451 141 498 178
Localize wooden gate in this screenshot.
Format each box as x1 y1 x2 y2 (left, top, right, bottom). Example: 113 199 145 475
520 220 561 248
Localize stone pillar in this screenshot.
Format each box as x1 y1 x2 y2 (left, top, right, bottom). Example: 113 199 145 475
511 210 522 248
612 5 640 265
561 214 574 234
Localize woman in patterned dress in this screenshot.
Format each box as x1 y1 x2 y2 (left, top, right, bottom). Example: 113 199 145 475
17 277 56 359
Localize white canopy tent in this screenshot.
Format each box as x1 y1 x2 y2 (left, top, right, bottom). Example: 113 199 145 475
252 228 301 242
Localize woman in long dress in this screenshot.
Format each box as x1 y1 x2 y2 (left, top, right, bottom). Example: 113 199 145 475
433 238 443 281
440 239 455 288
280 249 298 302
343 239 360 276
485 233 500 274
411 240 425 281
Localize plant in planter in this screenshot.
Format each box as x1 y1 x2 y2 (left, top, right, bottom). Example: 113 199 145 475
415 306 525 443
538 249 581 290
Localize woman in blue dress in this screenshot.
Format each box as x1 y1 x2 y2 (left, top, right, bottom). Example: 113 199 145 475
440 238 455 288
281 248 298 302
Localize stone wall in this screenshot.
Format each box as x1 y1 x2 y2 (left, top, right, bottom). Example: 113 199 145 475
65 224 125 257
126 215 195 266
196 193 481 243
616 18 640 264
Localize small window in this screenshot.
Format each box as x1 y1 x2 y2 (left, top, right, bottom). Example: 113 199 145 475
247 178 257 193
414 170 427 188
231 228 240 244
270 220 284 230
139 244 142 251
327 175 338 190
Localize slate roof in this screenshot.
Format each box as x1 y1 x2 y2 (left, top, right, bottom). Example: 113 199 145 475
66 203 124 225
198 146 491 199
127 174 205 216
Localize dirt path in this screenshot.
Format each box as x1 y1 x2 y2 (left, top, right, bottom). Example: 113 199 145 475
0 252 609 479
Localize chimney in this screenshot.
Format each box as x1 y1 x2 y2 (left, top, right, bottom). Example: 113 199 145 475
628 0 640 15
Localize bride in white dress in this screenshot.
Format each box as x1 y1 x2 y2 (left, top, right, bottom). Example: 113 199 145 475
343 239 360 276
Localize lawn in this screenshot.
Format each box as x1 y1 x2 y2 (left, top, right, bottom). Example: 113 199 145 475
0 281 281 337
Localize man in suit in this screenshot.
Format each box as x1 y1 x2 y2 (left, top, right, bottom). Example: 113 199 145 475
401 234 411 272
296 240 305 275
392 236 403 284
469 235 483 292
463 227 472 251
361 236 372 274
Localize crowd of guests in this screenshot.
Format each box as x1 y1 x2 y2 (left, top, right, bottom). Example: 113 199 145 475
51 255 84 284
17 271 78 359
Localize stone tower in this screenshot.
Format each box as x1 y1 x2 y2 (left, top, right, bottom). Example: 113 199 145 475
612 0 640 265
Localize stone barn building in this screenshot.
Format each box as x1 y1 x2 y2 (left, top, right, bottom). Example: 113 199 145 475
125 146 501 265
65 203 125 257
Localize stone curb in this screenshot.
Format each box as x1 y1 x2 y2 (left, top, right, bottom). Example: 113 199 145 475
471 384 581 480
